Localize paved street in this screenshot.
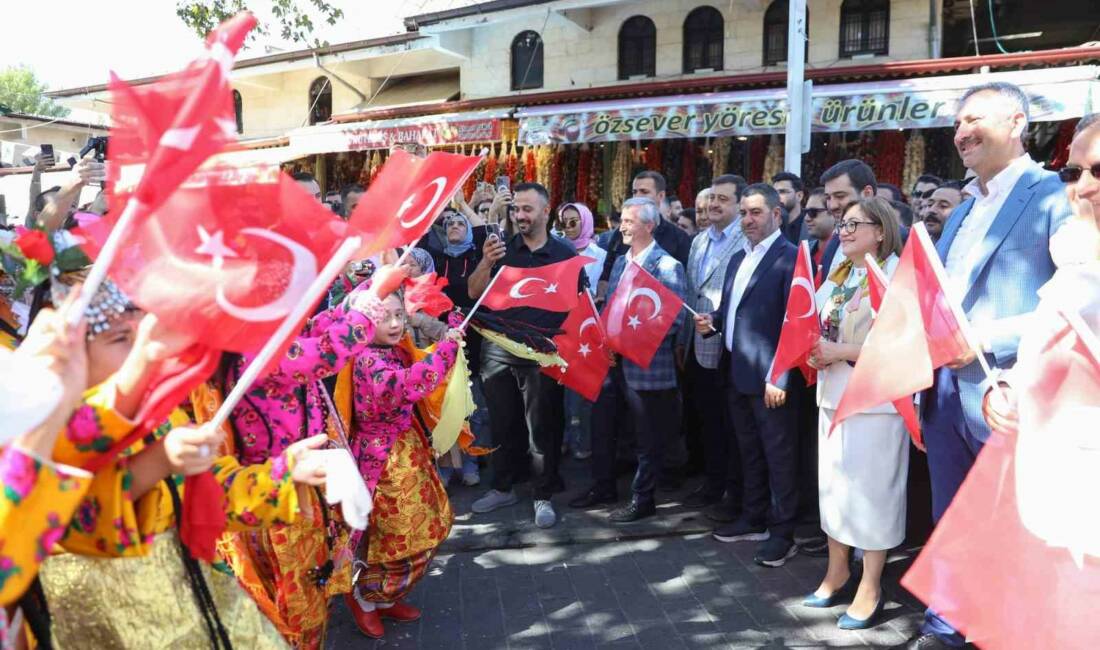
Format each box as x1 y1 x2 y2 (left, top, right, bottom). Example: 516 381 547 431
327 456 925 649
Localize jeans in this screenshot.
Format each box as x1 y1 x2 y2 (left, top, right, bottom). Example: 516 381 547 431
563 388 592 454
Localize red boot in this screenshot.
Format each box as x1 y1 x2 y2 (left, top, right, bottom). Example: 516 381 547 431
380 601 422 623
344 593 385 639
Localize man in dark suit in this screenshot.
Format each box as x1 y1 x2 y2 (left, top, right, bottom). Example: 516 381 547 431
694 183 799 568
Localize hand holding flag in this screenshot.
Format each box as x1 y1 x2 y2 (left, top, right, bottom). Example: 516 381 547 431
602 261 684 369
480 257 593 313
770 241 820 385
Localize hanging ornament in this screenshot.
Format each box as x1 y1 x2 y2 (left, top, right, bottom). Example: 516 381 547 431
678 141 697 208
902 132 927 193
504 140 519 182
587 144 604 214
875 130 907 187
762 135 784 183
575 145 592 206
611 141 632 210
483 144 499 184
711 137 731 179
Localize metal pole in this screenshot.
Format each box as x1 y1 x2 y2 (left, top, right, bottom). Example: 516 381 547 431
784 0 808 174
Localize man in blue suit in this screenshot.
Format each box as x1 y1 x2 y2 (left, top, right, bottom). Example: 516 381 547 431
895 82 1073 650
695 183 799 567
570 197 687 523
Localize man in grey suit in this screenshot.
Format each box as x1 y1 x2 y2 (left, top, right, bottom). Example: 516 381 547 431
676 174 747 516
894 82 1072 650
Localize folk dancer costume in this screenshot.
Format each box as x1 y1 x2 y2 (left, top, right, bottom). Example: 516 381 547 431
331 320 460 637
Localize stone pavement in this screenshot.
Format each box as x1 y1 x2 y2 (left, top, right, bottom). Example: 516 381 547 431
326 455 926 649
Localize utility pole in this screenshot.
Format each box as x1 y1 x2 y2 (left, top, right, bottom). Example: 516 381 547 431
784 0 810 174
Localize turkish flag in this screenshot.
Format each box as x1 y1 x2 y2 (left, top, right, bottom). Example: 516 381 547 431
347 149 481 258
542 293 611 401
771 241 819 385
865 257 924 447
602 261 684 369
831 226 969 433
107 12 255 218
404 272 453 318
481 256 593 312
902 307 1100 650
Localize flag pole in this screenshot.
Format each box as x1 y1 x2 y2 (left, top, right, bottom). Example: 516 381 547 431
584 290 608 338
458 265 506 331
206 236 363 432
911 223 1001 385
65 198 141 327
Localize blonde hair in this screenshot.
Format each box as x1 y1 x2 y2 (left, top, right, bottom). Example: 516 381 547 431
846 197 903 260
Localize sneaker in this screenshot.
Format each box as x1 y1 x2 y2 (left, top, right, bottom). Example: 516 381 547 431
712 519 769 543
799 537 829 557
471 489 518 514
462 469 481 487
754 537 798 567
534 500 557 528
572 449 592 460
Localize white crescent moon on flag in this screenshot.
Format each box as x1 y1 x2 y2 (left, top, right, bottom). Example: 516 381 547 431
579 317 598 337
216 228 317 322
398 177 448 228
790 277 816 319
509 277 547 299
627 287 662 320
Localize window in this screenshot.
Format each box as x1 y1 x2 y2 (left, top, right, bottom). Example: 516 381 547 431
232 89 243 133
308 76 332 125
839 0 889 58
618 16 656 80
683 6 724 73
511 31 544 90
763 0 809 66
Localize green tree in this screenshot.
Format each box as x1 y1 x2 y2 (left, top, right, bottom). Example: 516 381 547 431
0 66 70 117
175 0 344 48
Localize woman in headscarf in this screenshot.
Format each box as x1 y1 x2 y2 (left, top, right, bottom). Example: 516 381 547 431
400 248 447 348
555 203 606 459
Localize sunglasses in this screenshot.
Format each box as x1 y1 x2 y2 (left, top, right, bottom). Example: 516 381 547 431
1058 163 1100 183
835 219 878 235
561 218 580 228
804 207 827 218
444 218 466 227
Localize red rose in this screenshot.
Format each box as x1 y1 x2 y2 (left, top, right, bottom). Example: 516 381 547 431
15 229 54 266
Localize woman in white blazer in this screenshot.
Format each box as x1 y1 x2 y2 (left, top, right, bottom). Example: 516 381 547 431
803 197 908 631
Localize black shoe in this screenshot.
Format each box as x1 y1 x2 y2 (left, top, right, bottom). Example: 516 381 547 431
657 473 684 491
798 537 829 557
608 500 656 523
889 634 957 650
754 537 797 567
704 500 741 523
567 488 618 509
683 486 723 509
712 519 769 543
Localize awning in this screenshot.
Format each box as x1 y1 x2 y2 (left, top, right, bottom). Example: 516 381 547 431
287 108 510 155
367 72 460 111
517 66 1100 144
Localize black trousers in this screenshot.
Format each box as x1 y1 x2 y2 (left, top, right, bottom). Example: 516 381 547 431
481 355 564 500
792 379 820 525
725 386 799 540
685 355 732 497
591 367 679 505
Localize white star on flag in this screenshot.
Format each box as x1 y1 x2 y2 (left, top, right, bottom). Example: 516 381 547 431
578 343 591 358
195 225 239 269
544 283 558 294
627 314 641 330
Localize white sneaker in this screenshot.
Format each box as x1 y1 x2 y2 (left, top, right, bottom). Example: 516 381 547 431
471 489 517 514
534 500 557 528
462 469 481 487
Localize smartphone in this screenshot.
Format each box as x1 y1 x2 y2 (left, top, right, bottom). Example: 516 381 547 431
40 144 55 165
486 221 502 242
495 175 511 193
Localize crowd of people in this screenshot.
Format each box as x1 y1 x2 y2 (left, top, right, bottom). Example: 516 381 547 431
1 78 1098 650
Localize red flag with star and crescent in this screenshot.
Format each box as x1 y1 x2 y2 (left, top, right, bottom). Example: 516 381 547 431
770 241 819 386
865 256 924 447
347 149 482 258
481 256 593 312
602 261 684 369
542 293 611 401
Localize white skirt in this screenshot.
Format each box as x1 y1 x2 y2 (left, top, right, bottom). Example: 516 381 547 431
818 407 910 551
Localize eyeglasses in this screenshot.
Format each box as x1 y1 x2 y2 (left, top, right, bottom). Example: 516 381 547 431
804 207 826 219
834 219 878 234
443 218 466 227
1058 163 1100 183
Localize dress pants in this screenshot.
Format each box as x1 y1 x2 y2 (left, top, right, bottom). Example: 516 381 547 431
920 367 985 647
685 356 730 497
482 355 565 501
591 366 679 505
725 386 798 540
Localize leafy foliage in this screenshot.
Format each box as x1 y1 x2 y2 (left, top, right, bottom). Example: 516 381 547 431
0 66 70 118
175 0 344 48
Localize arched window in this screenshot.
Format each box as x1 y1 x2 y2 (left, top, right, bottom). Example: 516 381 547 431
232 89 243 134
839 0 889 58
618 16 656 80
308 76 332 125
511 31 544 91
763 0 809 66
683 6 724 73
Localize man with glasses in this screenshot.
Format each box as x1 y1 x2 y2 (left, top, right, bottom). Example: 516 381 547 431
895 81 1072 650
910 173 943 214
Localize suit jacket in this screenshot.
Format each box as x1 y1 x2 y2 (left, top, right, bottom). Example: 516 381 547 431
603 243 687 391
932 164 1072 441
709 235 798 395
677 224 744 368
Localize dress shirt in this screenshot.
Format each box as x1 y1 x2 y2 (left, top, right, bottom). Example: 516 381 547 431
698 218 744 280
945 154 1036 300
625 239 657 267
725 228 783 352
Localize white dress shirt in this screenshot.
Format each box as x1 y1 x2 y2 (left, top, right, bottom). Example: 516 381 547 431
725 228 782 352
945 154 1037 300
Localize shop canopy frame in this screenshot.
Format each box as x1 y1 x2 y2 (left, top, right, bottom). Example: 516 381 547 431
287 108 513 156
